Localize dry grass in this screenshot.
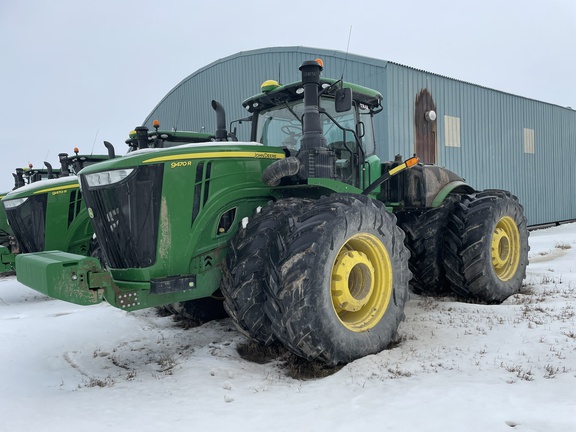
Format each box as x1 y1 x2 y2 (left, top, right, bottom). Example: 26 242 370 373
554 242 572 250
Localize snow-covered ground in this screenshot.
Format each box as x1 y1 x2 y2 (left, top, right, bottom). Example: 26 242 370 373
1 223 575 432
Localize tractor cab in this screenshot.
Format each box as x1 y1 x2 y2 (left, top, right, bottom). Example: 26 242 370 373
125 120 215 151
58 146 115 177
12 164 61 189
242 63 383 188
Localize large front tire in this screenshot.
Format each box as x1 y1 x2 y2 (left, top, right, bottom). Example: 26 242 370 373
443 190 529 303
264 194 411 366
221 198 311 345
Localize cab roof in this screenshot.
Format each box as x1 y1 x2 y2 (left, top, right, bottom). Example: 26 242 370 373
242 78 383 113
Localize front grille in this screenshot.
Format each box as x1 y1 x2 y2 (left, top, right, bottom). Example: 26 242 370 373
5 194 47 253
80 165 164 268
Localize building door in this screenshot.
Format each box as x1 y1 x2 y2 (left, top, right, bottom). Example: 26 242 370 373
414 89 437 164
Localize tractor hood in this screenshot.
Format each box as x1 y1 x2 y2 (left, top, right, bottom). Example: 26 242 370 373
2 176 80 202
77 142 285 177
75 141 286 289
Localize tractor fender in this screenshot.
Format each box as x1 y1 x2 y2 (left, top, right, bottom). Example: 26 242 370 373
402 165 475 208
431 180 474 207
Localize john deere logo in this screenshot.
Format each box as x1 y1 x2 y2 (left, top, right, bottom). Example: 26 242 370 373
254 152 280 159
87 208 94 219
52 190 67 196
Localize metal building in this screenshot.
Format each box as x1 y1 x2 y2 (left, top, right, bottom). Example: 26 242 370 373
144 46 576 226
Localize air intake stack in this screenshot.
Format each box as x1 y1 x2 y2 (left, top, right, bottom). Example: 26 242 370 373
297 60 334 180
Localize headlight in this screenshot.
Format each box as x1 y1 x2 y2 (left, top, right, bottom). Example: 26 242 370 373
3 197 29 209
84 169 134 187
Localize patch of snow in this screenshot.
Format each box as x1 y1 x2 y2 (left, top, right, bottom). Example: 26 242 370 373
1 224 575 431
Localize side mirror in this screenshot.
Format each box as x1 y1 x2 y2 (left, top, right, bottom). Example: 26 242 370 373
335 88 352 113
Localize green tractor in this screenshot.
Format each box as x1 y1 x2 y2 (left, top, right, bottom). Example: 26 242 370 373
0 148 114 274
1 163 62 272
0 190 15 272
1 130 214 275
15 60 529 365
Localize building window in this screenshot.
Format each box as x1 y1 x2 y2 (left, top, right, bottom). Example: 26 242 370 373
524 128 535 154
444 115 461 148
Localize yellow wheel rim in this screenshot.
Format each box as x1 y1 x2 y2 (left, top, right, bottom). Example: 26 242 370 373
491 216 520 281
331 233 392 332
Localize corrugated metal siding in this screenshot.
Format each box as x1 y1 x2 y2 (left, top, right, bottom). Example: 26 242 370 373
145 47 389 143
144 46 576 226
381 62 576 225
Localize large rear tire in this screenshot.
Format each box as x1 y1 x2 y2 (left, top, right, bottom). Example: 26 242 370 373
443 190 529 303
264 194 411 366
396 195 458 295
221 198 311 345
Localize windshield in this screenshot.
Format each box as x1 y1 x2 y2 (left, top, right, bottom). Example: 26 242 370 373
255 97 375 155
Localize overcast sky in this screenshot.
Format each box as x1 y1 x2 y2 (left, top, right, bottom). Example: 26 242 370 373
1 0 574 192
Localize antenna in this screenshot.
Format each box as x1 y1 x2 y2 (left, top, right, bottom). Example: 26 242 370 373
278 62 281 84
91 129 99 155
174 94 184 132
341 25 353 81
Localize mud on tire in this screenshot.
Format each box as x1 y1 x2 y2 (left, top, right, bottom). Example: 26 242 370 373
221 198 311 345
443 190 529 303
263 194 411 366
396 195 458 295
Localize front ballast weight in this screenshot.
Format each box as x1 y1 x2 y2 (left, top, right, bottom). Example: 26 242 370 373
16 251 107 306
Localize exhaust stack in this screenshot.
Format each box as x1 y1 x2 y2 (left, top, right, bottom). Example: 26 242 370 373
212 100 228 142
59 153 70 177
103 141 116 159
135 126 149 150
13 168 25 189
44 162 55 179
